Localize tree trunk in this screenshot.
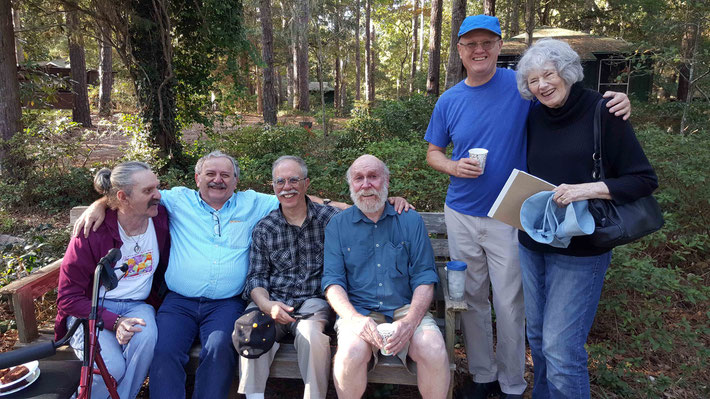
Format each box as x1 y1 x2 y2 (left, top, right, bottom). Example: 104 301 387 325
334 0 341 113
355 0 361 101
364 0 372 104
281 0 295 109
418 2 424 70
368 24 375 103
11 5 22 64
339 57 347 109
525 0 535 47
128 0 182 163
510 0 520 37
679 19 702 134
256 67 263 114
444 0 466 90
677 20 699 101
98 21 113 117
260 0 277 125
314 10 328 136
426 0 442 96
409 0 418 94
67 7 92 127
0 0 22 176
295 0 309 111
483 0 496 16
540 0 552 26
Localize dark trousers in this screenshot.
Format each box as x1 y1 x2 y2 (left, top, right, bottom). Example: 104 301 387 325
149 291 246 399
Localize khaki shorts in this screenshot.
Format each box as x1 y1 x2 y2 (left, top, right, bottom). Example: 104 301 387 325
334 304 440 374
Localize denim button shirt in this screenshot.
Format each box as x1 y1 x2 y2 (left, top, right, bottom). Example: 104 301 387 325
322 203 439 320
161 187 279 299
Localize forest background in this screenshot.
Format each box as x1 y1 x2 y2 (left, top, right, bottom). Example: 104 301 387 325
0 0 708 397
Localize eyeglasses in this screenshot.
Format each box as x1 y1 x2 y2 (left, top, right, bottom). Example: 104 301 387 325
457 39 500 51
273 177 307 188
212 212 221 237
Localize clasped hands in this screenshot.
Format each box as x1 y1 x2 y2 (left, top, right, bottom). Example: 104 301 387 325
350 314 415 356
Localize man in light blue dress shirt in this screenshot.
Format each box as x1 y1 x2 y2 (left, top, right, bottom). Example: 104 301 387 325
322 155 450 399
77 151 280 398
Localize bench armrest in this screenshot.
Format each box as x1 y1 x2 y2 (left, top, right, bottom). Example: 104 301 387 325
0 259 63 343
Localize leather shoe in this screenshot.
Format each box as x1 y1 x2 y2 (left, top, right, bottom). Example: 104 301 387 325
464 380 501 399
500 394 523 399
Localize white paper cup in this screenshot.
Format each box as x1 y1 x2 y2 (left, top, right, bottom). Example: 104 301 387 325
468 148 488 173
376 323 395 356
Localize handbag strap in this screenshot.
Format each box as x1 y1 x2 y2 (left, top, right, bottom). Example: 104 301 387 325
592 99 605 181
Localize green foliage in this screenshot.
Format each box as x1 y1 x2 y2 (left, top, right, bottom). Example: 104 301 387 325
587 110 710 397
172 0 256 131
0 114 100 212
341 94 435 150
0 225 68 287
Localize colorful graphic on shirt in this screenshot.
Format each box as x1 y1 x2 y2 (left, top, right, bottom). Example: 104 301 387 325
123 252 154 278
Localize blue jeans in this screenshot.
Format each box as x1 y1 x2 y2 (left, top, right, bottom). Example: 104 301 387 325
69 299 157 399
149 291 245 399
519 245 611 399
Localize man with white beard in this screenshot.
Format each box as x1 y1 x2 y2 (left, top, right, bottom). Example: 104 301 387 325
238 155 412 399
322 154 450 399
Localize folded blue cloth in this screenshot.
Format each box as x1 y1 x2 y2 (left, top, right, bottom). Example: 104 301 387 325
520 191 595 248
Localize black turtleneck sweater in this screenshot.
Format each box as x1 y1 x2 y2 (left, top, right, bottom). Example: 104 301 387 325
519 83 659 256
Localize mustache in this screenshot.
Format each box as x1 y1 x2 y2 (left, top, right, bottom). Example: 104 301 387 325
278 189 300 197
356 189 379 199
208 182 227 189
147 199 160 208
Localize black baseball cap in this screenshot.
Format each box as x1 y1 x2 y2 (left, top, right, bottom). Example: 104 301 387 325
232 308 276 359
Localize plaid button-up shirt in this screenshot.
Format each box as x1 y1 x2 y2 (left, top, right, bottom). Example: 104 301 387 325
244 198 340 308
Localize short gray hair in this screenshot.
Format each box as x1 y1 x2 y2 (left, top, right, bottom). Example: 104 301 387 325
272 155 308 178
345 154 390 183
93 161 152 209
515 38 584 100
195 150 240 179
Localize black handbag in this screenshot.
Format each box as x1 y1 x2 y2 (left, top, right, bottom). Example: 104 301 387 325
587 100 664 248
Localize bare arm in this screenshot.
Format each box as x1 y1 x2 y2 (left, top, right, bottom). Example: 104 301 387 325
384 284 434 354
250 287 296 324
325 284 384 348
552 182 611 207
307 195 349 210
426 143 482 178
73 197 108 238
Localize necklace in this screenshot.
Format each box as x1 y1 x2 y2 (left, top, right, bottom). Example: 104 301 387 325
119 220 149 253
128 232 146 253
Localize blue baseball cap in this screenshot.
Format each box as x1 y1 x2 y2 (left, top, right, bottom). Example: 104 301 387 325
458 15 502 38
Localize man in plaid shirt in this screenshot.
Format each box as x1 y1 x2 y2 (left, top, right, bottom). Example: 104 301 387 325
237 155 411 399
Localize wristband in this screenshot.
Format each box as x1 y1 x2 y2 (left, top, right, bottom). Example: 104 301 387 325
113 315 122 330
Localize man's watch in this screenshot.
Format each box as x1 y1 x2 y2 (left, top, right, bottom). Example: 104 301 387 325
323 199 332 206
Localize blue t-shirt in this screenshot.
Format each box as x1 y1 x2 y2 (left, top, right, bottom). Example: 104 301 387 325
425 68 531 216
321 203 439 320
160 187 279 299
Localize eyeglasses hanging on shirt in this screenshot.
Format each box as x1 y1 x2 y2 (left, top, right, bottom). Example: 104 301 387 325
212 211 221 237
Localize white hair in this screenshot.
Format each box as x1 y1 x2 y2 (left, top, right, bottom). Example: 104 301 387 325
515 38 584 100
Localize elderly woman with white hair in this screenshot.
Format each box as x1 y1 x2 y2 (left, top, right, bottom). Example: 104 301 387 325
515 39 658 398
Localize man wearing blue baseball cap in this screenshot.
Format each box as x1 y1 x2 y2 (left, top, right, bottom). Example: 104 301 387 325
424 14 631 399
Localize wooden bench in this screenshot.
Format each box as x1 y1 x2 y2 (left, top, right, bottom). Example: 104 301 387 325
1 208 467 398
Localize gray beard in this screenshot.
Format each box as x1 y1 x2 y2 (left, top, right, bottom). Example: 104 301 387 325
350 185 388 214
